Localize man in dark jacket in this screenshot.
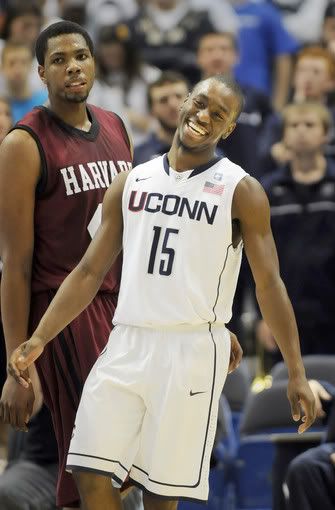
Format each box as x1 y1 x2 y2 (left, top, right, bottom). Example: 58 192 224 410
258 101 335 360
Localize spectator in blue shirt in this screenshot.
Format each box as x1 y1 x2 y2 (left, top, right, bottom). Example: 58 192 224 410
229 0 299 110
1 41 47 123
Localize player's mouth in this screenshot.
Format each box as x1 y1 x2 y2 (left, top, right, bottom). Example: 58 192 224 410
65 80 87 92
184 119 209 138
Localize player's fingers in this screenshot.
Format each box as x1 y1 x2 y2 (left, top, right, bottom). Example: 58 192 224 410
228 333 243 373
0 402 6 424
7 364 30 388
7 354 21 379
228 350 236 373
298 398 316 434
288 393 300 422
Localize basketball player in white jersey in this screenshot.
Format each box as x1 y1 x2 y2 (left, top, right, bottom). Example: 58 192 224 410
8 75 316 510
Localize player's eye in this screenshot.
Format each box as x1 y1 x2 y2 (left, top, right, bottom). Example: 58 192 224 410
194 99 204 108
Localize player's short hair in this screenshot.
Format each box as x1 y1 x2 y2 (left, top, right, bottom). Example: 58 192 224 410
296 45 335 80
197 31 239 53
193 74 244 121
147 71 190 109
35 20 94 66
2 41 33 64
282 102 332 134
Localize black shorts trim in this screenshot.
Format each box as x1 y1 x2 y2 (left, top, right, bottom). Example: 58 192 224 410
67 452 129 474
129 478 207 503
67 464 123 487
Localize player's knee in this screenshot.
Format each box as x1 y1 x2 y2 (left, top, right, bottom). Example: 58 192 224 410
143 492 178 510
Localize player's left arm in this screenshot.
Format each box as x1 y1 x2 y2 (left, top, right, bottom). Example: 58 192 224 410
8 171 130 381
233 176 316 433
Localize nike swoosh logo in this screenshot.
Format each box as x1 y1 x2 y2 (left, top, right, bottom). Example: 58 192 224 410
135 177 152 182
190 390 207 396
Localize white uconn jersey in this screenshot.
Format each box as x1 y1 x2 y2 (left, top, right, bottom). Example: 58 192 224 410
113 154 248 327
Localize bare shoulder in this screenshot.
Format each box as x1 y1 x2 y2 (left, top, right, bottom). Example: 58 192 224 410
233 175 270 224
1 128 39 154
0 129 41 183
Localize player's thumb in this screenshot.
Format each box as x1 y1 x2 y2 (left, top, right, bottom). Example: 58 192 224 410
17 356 30 371
17 347 36 370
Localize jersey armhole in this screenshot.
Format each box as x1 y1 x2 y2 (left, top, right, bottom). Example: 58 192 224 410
11 125 48 196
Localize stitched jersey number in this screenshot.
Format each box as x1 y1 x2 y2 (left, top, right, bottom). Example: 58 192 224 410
148 226 179 276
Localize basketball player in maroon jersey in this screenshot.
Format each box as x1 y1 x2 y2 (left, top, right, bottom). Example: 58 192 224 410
0 21 132 509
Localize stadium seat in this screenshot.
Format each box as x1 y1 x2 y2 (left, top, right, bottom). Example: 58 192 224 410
235 380 324 510
271 355 335 385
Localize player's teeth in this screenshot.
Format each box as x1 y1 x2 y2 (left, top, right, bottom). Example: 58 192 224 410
189 121 206 135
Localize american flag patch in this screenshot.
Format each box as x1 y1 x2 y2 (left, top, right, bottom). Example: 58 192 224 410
203 181 224 195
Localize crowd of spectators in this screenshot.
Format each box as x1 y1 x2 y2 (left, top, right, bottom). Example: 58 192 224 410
0 0 335 509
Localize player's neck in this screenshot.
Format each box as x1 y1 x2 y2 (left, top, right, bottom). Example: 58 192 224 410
290 152 327 183
45 99 91 131
168 144 216 171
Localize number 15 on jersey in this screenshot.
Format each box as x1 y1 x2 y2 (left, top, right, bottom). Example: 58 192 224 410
148 226 179 276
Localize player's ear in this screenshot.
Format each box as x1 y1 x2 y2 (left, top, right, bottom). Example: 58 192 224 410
222 122 236 140
38 65 47 85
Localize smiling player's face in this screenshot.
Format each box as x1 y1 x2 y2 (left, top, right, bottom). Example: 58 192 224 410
177 80 238 152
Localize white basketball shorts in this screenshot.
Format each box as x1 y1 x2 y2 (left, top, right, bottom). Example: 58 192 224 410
66 323 231 501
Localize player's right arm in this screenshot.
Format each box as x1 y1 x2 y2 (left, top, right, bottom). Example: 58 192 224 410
233 176 316 433
8 171 129 380
0 130 41 430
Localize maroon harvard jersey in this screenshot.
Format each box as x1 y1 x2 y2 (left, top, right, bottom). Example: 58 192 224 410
15 105 132 293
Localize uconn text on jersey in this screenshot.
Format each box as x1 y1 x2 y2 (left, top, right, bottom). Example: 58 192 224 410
128 190 218 225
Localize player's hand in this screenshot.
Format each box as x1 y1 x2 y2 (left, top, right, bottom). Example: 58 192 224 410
8 336 45 386
308 379 331 418
228 330 243 374
0 375 35 431
287 374 317 434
